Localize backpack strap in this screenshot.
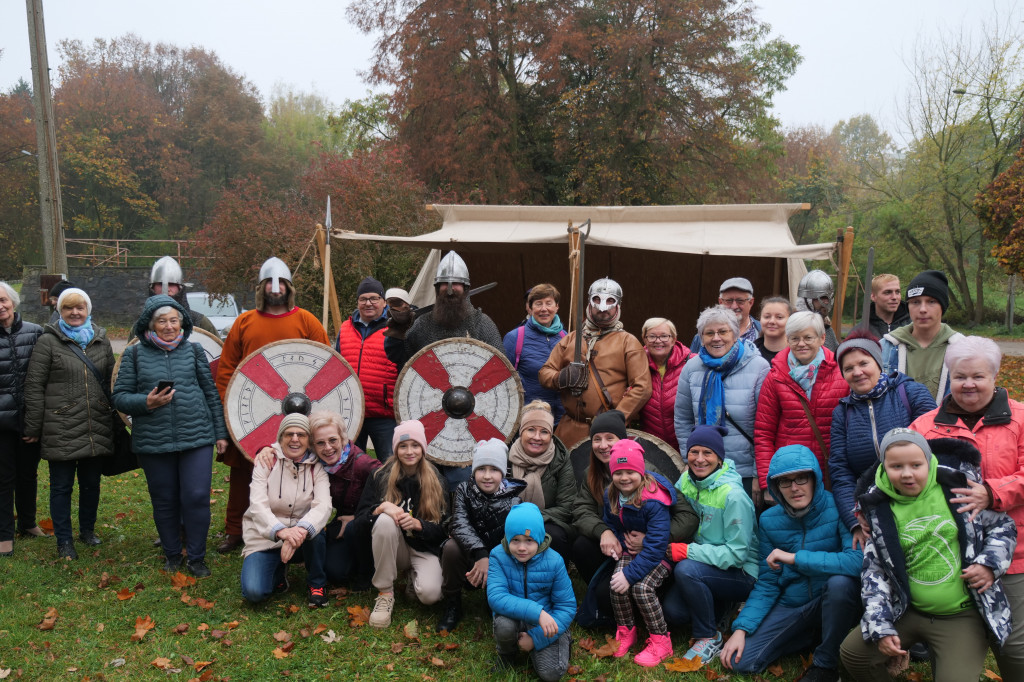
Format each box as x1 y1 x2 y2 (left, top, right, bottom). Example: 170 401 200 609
514 326 526 369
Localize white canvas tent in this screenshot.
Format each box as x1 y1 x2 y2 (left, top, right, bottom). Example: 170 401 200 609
333 204 835 335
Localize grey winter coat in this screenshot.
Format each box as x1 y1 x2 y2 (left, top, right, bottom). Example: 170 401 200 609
0 313 43 433
24 322 115 461
112 296 228 455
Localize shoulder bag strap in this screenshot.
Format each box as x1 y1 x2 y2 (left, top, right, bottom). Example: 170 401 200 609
724 410 754 445
797 395 829 458
65 340 113 403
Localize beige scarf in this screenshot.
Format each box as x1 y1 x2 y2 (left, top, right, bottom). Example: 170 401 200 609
508 437 556 509
582 316 624 360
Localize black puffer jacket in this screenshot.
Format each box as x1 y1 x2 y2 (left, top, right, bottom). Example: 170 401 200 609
450 477 526 560
352 461 450 556
24 323 115 461
0 313 43 433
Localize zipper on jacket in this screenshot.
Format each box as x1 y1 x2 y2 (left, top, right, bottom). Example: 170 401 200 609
522 561 529 600
868 400 881 459
801 518 812 600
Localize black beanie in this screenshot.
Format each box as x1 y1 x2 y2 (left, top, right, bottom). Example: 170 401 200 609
356 277 384 298
907 270 949 313
590 410 628 439
49 280 75 299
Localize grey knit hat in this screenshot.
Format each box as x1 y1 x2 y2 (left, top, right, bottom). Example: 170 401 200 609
472 438 508 475
879 428 931 463
836 337 883 371
277 413 312 441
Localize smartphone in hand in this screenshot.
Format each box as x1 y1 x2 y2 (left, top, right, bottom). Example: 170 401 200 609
157 380 175 393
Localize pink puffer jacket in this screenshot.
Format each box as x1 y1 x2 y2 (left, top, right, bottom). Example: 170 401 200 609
639 342 692 450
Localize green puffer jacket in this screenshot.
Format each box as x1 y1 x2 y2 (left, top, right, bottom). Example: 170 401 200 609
112 296 228 455
24 323 115 462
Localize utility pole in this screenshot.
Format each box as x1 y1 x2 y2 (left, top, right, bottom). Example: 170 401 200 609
26 0 67 275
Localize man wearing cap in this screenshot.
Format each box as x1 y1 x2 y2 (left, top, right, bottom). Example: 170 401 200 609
539 278 652 446
689 278 761 353
867 273 910 339
148 256 218 336
880 270 964 401
335 277 399 460
383 251 502 370
214 257 330 553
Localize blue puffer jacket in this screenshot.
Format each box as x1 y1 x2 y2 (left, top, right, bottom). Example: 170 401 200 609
112 296 228 455
674 340 770 478
488 504 577 651
828 372 936 531
503 318 565 424
731 446 862 635
602 471 676 584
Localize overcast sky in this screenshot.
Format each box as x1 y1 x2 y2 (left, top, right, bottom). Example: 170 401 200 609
0 0 1013 133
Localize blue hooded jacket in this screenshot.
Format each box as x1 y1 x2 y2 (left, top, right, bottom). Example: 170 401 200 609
487 503 577 650
731 445 862 635
602 470 676 584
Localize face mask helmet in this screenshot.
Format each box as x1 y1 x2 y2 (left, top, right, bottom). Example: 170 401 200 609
588 278 622 312
798 270 834 315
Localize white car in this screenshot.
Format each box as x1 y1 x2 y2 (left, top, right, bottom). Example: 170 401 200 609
186 292 240 340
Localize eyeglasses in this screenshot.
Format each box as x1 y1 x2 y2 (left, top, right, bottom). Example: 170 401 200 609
357 296 383 304
646 334 673 342
701 329 733 339
775 473 810 488
787 334 821 345
720 297 752 305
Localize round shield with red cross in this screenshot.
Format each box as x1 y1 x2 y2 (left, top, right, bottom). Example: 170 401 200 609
394 338 523 467
568 429 687 486
112 327 224 427
224 340 364 461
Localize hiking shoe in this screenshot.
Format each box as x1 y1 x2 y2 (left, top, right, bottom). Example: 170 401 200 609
216 534 243 553
57 540 78 560
800 666 840 682
613 625 637 657
187 559 211 578
635 633 673 667
79 531 102 546
436 595 462 632
369 592 395 628
682 632 723 664
164 554 184 571
307 585 328 608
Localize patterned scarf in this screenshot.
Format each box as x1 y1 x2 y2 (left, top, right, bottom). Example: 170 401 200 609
145 330 184 351
581 314 624 359
850 374 890 402
321 442 352 475
696 341 746 426
59 317 95 349
788 347 824 398
507 437 556 509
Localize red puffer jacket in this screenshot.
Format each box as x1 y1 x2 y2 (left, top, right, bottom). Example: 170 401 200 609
639 341 692 450
911 389 1024 573
335 314 397 419
754 348 847 490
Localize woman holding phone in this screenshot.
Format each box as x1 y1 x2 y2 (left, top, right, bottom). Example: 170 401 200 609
113 295 228 576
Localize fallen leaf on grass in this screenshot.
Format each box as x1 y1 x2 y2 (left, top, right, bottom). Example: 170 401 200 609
766 662 784 677
109 658 126 668
98 572 120 589
590 635 618 658
320 629 341 643
286 604 300 614
272 647 289 659
273 630 291 642
403 620 420 640
800 653 813 670
329 586 349 598
312 623 327 635
428 656 446 668
96 623 104 632
385 663 394 672
36 607 58 630
38 518 54 533
197 623 209 631
566 665 582 676
191 671 214 682
115 512 127 520
181 655 194 665
434 642 458 651
0 669 10 679
171 572 196 589
703 668 728 680
116 588 135 601
194 661 213 672
347 605 370 627
210 629 227 639
194 597 215 610
131 615 156 642
280 641 295 653
906 674 923 682
391 643 405 654
984 671 1003 682
134 581 146 591
664 657 704 672
577 637 595 651
151 657 173 670
172 623 190 634
224 620 240 630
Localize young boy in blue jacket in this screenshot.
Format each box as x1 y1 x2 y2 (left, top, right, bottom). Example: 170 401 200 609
719 445 862 682
487 502 576 681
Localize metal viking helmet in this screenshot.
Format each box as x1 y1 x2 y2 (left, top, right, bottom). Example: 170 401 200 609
798 269 834 314
435 251 470 287
588 277 622 311
259 257 292 294
150 256 183 292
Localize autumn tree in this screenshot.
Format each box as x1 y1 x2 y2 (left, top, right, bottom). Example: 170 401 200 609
0 86 40 276
977 141 1024 277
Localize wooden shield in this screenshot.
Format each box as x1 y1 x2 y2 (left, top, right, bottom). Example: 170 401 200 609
224 340 364 462
112 327 224 427
394 338 523 467
568 428 688 485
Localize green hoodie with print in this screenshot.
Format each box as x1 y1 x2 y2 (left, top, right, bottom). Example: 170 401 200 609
888 323 959 399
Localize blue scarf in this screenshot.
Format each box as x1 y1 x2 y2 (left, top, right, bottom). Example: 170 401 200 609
850 373 890 402
322 442 352 474
530 314 564 335
697 341 746 426
788 347 825 398
59 317 95 349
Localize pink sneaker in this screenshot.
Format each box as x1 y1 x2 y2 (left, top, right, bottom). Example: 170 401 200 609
613 625 637 657
634 633 673 667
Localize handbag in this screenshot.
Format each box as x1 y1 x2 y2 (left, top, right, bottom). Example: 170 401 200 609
64 340 139 476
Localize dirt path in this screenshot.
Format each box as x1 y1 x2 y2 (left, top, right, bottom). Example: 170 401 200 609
998 340 1024 357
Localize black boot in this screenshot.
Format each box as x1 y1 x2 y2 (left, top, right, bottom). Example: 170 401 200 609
436 594 462 633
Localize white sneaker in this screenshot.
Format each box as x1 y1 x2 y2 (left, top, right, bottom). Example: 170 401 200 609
369 592 395 628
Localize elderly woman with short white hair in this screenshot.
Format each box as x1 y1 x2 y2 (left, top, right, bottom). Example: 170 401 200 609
675 305 770 497
910 335 1024 680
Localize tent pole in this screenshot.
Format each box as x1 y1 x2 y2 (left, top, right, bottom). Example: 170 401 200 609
833 226 854 338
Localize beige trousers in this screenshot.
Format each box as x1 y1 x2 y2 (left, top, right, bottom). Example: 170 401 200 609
370 513 442 604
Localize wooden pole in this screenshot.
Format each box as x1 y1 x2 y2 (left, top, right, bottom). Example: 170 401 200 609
833 226 854 337
567 224 581 335
315 224 343 337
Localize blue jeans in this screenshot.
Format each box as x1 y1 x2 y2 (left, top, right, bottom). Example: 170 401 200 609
663 558 756 638
48 458 103 543
240 530 327 603
138 446 213 562
356 417 396 461
324 518 374 585
729 574 861 673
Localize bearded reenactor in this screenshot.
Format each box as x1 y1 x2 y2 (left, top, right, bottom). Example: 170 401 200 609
149 256 218 336
214 257 329 553
539 278 652 446
384 251 502 370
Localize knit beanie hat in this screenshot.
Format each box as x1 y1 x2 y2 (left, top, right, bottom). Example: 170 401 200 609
56 287 93 316
879 427 932 464
504 502 546 544
356 277 384 298
836 337 883 371
906 270 949 313
590 409 628 439
472 438 508 475
519 406 554 435
685 425 727 459
608 439 645 475
393 419 428 454
49 279 75 300
277 413 312 441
